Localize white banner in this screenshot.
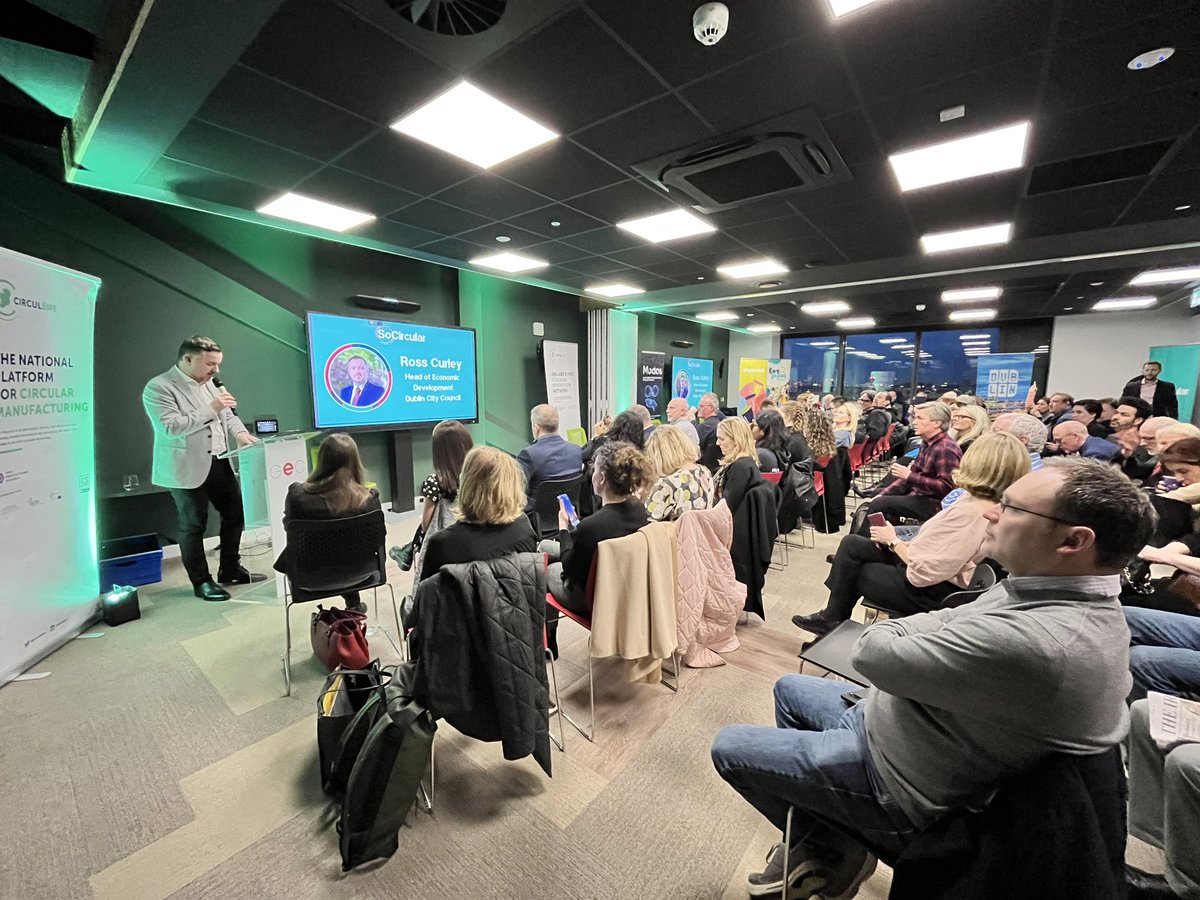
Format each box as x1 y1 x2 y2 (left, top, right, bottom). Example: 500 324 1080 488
543 340 581 432
0 246 100 685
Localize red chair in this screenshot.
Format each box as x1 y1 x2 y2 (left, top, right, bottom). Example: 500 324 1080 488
847 441 866 473
762 470 783 484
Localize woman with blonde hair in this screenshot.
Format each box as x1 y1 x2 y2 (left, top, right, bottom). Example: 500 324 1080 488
832 403 860 449
275 432 379 611
793 431 1031 636
645 425 714 521
713 417 764 514
417 446 538 581
949 405 990 452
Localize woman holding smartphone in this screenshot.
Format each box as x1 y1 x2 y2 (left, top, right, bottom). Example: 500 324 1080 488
548 440 652 617
792 432 1030 637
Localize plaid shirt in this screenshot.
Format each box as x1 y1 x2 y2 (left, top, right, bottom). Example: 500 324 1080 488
881 429 962 502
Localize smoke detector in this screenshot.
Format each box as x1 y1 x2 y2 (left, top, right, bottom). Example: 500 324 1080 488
693 3 729 45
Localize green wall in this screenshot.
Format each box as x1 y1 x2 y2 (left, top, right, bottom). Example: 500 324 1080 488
459 270 587 456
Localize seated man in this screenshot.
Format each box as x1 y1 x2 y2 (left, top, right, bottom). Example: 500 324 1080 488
1127 700 1200 899
1111 396 1153 440
991 411 1047 470
516 404 582 511
1050 420 1120 461
1125 605 1200 702
712 458 1152 898
696 391 726 472
857 402 961 531
665 396 700 449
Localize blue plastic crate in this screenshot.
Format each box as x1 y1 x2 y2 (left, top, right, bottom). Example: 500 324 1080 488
99 533 163 592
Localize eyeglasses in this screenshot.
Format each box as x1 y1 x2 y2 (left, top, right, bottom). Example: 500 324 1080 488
997 499 1081 527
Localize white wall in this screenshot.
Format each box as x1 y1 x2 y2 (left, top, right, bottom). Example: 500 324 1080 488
726 332 778 406
1047 301 1200 401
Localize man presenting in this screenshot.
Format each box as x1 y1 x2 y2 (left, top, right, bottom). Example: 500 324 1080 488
338 355 385 407
1123 361 1178 420
142 336 259 601
712 459 1153 897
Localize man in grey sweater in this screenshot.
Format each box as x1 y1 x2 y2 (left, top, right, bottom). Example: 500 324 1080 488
712 458 1155 899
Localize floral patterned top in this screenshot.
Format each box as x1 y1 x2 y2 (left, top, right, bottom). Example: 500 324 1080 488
420 473 456 505
645 464 714 522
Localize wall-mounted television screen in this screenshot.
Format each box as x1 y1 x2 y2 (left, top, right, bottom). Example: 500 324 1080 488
306 312 479 430
671 356 714 408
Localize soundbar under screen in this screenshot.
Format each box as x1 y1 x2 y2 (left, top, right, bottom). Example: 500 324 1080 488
306 312 479 430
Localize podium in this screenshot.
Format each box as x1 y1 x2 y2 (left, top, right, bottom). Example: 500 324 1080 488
221 431 320 598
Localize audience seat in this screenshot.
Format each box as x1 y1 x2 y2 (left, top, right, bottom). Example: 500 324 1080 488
566 427 587 447
529 474 585 538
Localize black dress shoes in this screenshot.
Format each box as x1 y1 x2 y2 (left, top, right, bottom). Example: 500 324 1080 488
194 579 231 601
791 612 836 637
217 565 263 585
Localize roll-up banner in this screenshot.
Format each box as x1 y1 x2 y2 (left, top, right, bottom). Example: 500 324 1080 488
0 246 100 685
976 353 1035 416
638 350 665 420
543 339 582 432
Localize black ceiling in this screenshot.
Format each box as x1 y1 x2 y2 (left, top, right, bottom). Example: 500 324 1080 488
7 0 1200 327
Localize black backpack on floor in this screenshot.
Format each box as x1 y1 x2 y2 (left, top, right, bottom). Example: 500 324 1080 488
326 662 436 871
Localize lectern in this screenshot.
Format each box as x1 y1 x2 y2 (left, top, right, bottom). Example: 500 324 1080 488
221 431 321 597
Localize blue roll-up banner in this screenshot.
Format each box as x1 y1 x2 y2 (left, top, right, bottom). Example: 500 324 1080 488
976 353 1035 416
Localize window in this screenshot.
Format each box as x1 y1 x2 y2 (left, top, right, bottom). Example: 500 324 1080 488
915 328 1000 396
781 335 841 397
843 332 915 400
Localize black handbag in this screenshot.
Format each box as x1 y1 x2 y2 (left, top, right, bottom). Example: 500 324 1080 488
389 525 424 571
316 661 390 797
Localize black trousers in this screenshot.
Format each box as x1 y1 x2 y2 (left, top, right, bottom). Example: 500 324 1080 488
854 493 942 535
169 458 244 586
823 534 955 622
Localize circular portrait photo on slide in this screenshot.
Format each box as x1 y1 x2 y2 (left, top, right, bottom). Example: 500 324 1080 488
674 368 691 400
325 344 392 411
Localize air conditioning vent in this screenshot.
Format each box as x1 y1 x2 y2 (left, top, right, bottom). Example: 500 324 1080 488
387 0 506 36
633 110 851 213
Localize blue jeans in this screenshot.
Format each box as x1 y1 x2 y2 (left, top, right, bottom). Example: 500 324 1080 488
1125 607 1200 702
711 675 917 862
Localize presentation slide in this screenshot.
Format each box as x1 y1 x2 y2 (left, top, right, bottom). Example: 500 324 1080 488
671 356 714 408
307 312 478 430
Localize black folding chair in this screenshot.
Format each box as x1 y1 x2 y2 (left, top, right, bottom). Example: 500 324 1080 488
862 562 997 623
528 474 584 538
280 510 400 695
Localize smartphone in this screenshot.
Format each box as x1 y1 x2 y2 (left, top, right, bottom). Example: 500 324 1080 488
557 493 580 528
867 513 887 528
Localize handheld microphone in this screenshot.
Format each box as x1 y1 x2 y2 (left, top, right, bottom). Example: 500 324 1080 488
212 376 228 394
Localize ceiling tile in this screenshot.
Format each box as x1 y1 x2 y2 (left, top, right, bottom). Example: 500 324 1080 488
432 174 550 219
296 166 419 217
503 204 608 238
418 237 491 260
164 120 318 189
493 139 627 201
357 218 442 249
1118 169 1200 225
521 241 593 264
137 158 276 210
195 65 377 162
606 244 687 267
386 198 491 235
560 256 630 276
241 0 454 123
560 225 645 254
574 95 716 169
565 178 682 223
472 8 665 134
454 222 547 250
337 130 478 195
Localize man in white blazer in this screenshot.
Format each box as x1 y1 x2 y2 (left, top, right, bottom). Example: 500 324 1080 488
142 336 259 601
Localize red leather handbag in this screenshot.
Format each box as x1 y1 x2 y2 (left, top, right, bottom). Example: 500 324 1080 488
310 605 370 671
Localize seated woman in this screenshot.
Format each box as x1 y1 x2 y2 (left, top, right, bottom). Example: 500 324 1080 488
1071 399 1110 438
274 432 381 612
713 417 765 515
832 402 861 449
803 407 848 534
949 405 989 452
644 424 713 521
391 419 473 572
418 446 538 581
754 408 804 471
548 441 652 616
578 409 646 516
792 431 1030 637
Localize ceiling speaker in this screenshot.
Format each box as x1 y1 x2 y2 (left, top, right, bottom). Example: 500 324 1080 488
349 295 421 314
671 340 694 348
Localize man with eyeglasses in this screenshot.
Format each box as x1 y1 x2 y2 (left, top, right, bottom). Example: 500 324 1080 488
713 458 1153 898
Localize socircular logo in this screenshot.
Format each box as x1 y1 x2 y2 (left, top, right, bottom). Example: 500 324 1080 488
0 279 15 320
375 326 426 345
270 460 304 479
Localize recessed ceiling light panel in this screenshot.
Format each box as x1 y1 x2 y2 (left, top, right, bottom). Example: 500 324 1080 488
828 0 883 16
920 222 1013 254
949 308 997 322
878 338 907 344
695 311 739 322
616 209 716 243
1093 296 1157 311
837 316 876 329
941 286 1003 303
258 193 375 232
469 251 548 273
391 82 558 168
747 323 783 333
889 122 1029 192
1130 266 1200 285
716 259 788 279
586 283 644 297
801 300 851 316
